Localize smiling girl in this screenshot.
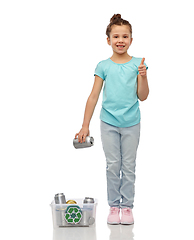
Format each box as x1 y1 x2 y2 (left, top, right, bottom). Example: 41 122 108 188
75 14 149 225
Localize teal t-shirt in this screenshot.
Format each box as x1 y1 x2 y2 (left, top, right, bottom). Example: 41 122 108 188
94 57 148 128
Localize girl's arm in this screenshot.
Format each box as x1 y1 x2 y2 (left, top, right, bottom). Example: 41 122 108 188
137 74 149 101
75 75 103 143
137 58 149 101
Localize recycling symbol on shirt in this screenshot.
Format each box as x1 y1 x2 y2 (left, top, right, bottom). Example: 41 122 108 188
65 205 82 224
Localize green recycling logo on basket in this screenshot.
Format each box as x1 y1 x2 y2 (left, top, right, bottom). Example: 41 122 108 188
65 205 82 224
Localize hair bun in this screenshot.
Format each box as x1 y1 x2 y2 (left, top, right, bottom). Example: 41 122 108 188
110 14 121 23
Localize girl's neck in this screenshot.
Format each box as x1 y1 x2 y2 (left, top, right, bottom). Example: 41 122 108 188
110 52 132 64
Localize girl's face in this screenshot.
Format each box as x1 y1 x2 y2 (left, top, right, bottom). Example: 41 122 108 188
107 25 133 55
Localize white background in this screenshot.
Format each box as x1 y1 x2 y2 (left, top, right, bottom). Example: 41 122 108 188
0 0 194 239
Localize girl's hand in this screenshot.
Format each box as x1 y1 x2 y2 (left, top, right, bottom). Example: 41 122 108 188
138 58 147 77
75 127 90 143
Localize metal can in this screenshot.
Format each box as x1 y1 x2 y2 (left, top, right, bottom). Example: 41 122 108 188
54 193 66 227
83 197 95 225
83 197 95 204
73 136 94 149
54 193 66 204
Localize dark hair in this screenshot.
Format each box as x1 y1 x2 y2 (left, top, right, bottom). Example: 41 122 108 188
106 14 132 38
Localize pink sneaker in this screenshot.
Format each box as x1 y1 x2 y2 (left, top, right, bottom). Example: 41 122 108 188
121 208 134 225
107 207 120 225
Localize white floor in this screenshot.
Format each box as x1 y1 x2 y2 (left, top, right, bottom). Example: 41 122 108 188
53 224 134 240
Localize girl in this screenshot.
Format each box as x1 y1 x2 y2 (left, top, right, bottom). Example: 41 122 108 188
75 14 149 225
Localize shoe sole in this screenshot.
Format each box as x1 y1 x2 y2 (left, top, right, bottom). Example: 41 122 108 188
121 221 134 225
107 222 120 225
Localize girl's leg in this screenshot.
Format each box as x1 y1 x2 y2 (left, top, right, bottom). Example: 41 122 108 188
100 121 121 208
120 123 140 209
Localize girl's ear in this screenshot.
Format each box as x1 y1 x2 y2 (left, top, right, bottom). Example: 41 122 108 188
107 37 111 45
130 38 133 45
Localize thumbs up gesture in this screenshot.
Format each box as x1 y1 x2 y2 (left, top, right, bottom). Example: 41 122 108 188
138 58 147 77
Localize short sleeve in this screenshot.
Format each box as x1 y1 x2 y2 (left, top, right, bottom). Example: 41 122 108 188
94 62 105 80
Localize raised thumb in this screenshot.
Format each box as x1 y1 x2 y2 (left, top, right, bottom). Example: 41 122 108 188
140 57 145 65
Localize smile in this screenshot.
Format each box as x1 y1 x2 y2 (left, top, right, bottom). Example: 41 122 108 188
116 45 125 48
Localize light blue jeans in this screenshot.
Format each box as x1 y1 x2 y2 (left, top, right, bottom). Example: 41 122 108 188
100 121 140 209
